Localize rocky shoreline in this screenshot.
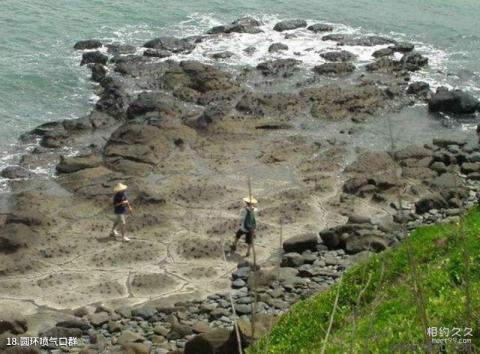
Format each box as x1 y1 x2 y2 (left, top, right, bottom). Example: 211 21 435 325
1 16 479 354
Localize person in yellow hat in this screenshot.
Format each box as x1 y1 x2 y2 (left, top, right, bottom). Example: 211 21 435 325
231 196 258 257
110 183 133 242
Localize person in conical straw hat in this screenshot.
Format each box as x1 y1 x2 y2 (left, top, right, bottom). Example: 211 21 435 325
110 182 133 242
231 196 258 257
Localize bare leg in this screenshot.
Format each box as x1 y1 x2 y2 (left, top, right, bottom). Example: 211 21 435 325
111 221 119 236
245 244 251 257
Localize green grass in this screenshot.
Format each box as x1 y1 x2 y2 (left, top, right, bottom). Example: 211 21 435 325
249 208 480 354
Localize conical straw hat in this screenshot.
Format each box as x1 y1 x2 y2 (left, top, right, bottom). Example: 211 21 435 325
242 196 258 204
113 183 128 193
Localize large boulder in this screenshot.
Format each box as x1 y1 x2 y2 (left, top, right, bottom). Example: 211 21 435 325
268 42 289 53
80 51 108 66
307 23 334 33
208 17 263 34
143 36 196 53
256 58 301 77
428 88 479 114
74 39 102 50
400 52 428 71
273 19 307 32
1 166 34 179
320 50 356 62
283 233 318 253
339 36 396 46
313 62 355 75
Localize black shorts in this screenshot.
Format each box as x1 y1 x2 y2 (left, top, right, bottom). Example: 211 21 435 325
236 229 254 245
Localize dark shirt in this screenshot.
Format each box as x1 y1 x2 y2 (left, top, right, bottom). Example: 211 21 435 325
113 192 128 214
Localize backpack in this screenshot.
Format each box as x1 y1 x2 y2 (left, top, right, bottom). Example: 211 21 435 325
244 208 256 231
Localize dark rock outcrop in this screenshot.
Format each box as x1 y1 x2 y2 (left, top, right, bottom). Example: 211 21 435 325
74 39 102 50
80 51 108 66
273 19 307 32
313 62 355 75
143 36 196 54
320 50 356 62
307 23 334 33
428 87 479 115
256 59 301 77
207 17 263 34
268 42 289 53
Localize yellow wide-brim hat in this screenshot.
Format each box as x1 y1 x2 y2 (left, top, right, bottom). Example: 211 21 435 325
243 196 258 204
113 183 128 193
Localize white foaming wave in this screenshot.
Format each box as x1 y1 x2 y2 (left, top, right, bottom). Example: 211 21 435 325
162 15 393 70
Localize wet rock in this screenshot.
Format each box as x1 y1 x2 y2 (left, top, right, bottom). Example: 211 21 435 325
339 35 396 46
273 19 307 32
143 36 196 54
366 57 399 72
407 81 430 98
307 23 334 33
91 63 107 82
400 52 428 70
390 42 415 53
80 51 108 66
74 39 102 50
56 154 102 174
428 87 479 115
95 79 130 119
283 233 318 253
210 51 235 59
243 46 256 55
372 48 394 58
208 17 263 34
320 50 356 62
256 58 301 77
1 166 34 179
106 43 136 55
143 48 172 58
268 42 289 53
313 62 355 75
322 33 348 41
